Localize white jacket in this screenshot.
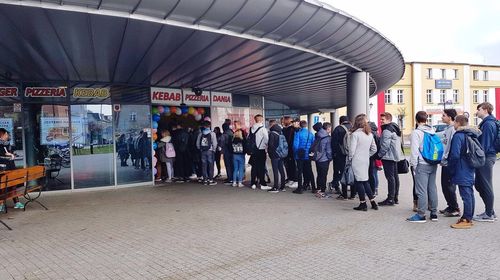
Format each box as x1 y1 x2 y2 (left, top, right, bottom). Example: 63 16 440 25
348 129 377 181
250 123 268 150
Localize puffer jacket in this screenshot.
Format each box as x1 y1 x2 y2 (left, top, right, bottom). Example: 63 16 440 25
312 128 332 162
409 124 435 167
448 126 482 186
293 128 314 160
268 124 282 159
378 123 402 162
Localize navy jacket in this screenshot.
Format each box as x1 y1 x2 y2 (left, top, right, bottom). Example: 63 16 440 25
331 122 351 157
448 126 482 186
478 115 498 156
268 124 283 160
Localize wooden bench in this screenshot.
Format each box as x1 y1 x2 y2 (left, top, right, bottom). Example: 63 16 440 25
0 166 48 230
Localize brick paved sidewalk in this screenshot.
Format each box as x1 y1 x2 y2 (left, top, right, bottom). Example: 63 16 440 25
0 164 499 280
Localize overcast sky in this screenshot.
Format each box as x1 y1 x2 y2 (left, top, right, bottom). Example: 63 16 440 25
321 0 500 65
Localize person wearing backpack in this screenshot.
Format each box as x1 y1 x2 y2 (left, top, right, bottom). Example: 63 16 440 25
157 130 176 183
311 122 332 197
407 111 440 223
221 122 234 185
283 118 300 189
292 121 315 194
474 102 498 222
448 115 482 229
267 123 287 193
437 109 460 217
377 112 402 206
196 121 218 186
248 114 269 190
231 129 246 188
331 116 351 198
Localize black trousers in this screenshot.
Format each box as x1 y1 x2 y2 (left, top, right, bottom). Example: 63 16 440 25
223 152 234 181
214 150 222 175
316 161 330 192
297 159 315 191
250 150 267 186
382 160 400 201
284 155 297 182
332 155 346 188
175 151 191 179
441 166 459 211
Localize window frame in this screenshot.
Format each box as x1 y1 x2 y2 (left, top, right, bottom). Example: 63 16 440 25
473 90 479 103
397 89 404 104
439 89 446 104
426 89 432 104
384 90 392 104
453 89 459 104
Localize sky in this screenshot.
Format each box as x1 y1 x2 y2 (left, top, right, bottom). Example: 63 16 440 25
321 0 500 65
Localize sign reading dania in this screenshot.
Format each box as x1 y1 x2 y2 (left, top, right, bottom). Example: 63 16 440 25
72 87 110 99
211 91 232 107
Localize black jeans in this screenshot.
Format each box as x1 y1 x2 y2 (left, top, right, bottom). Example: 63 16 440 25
176 150 191 179
411 166 418 201
285 155 297 182
250 150 267 186
332 155 346 189
297 159 315 191
223 152 234 181
355 180 374 201
316 161 330 192
271 158 286 189
382 160 400 201
475 155 496 216
214 150 222 175
441 166 459 211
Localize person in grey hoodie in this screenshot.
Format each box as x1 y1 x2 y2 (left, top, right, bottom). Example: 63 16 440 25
437 109 459 217
377 112 402 206
312 123 333 196
249 114 269 190
196 121 218 186
407 111 439 223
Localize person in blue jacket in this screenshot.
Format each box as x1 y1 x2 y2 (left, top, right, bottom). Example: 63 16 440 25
474 102 498 222
448 115 481 229
292 121 315 194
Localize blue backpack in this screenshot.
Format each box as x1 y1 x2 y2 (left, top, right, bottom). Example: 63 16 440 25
274 132 288 158
420 131 444 165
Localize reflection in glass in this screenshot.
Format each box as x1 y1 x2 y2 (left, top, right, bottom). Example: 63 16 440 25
71 105 114 188
0 105 24 168
114 105 152 185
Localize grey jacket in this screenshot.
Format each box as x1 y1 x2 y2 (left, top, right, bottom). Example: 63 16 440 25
196 130 218 152
437 124 455 166
348 129 377 181
410 124 436 167
378 123 402 162
312 128 332 163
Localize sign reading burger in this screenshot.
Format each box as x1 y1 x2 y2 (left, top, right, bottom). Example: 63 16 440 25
151 87 182 106
211 91 232 107
0 87 18 97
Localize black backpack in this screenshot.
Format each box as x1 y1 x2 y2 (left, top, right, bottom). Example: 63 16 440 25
246 126 263 155
463 134 486 168
200 133 212 152
495 120 500 153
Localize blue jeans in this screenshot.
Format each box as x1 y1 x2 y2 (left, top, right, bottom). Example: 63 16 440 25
458 185 475 221
201 151 215 180
232 154 245 183
369 159 378 194
271 158 286 189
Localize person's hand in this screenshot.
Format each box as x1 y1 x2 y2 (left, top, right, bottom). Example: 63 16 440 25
6 152 15 160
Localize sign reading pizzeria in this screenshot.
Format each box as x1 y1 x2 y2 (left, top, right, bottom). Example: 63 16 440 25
211 92 232 107
183 89 210 106
0 87 18 97
151 87 182 105
72 87 110 99
25 87 66 98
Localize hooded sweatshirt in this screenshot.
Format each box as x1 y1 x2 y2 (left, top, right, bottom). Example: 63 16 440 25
409 124 435 167
250 122 268 150
378 122 402 161
268 124 283 159
448 126 482 186
196 128 218 152
311 128 332 162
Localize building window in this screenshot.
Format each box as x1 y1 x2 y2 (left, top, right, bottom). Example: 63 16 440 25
129 112 137 121
441 69 446 79
439 90 446 104
384 90 391 104
397 89 404 104
427 116 433 125
473 70 479 80
483 90 488 102
426 89 432 104
427 68 432 79
453 89 459 103
453 69 458 79
484 71 488 81
473 90 479 103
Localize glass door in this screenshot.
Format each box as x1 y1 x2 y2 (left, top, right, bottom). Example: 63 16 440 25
71 104 114 188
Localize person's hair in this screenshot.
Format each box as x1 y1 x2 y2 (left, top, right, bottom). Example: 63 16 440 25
380 112 393 121
300 120 308 128
234 130 243 139
293 118 300 123
0 128 9 137
283 116 292 126
254 114 263 121
339 116 348 124
214 127 221 134
455 115 469 127
322 122 332 130
268 120 276 126
351 114 370 135
415 111 428 123
443 109 457 121
477 102 494 115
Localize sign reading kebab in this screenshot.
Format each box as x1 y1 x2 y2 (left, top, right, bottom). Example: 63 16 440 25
25 87 67 97
151 87 182 105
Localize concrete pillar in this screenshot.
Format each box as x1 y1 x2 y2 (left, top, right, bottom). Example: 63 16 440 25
307 113 314 131
347 72 370 123
330 110 339 127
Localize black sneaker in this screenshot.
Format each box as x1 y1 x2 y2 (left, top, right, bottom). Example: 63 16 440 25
394 198 399 204
176 179 185 183
378 199 395 206
292 189 303 194
224 180 233 185
336 195 348 200
268 188 279 193
203 180 209 185
430 214 438 222
208 180 217 186
439 207 451 214
279 187 286 192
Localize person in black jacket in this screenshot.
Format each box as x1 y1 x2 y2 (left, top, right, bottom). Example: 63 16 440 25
331 116 352 199
172 124 190 182
368 121 380 195
221 123 234 184
268 123 286 193
0 129 23 211
282 117 298 188
214 127 223 179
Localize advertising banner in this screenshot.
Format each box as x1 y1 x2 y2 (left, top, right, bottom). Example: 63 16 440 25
211 92 232 107
25 87 67 98
183 89 210 106
0 87 18 97
151 87 182 105
72 88 110 99
40 117 70 145
0 118 14 145
70 116 86 145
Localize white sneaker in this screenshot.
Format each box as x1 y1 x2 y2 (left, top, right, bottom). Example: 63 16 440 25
232 182 237 187
238 182 244 188
189 174 197 180
260 185 272 191
288 182 298 189
251 184 257 190
285 181 292 187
